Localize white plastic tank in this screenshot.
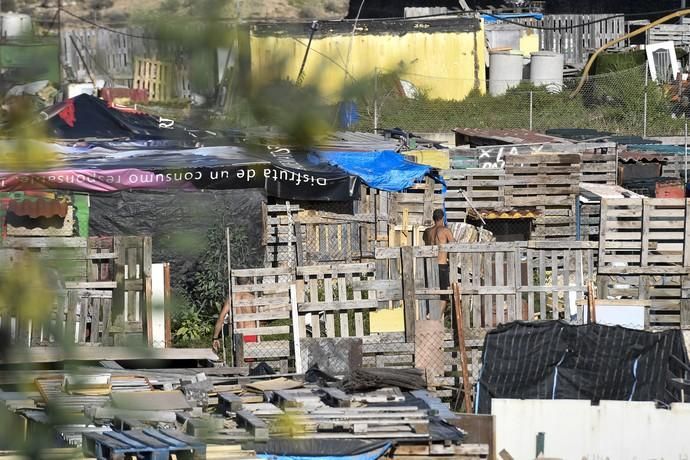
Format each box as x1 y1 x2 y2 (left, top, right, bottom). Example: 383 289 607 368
530 51 565 93
489 51 524 97
0 12 32 39
66 83 96 99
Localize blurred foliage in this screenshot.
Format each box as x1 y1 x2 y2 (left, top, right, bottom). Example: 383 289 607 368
171 224 250 347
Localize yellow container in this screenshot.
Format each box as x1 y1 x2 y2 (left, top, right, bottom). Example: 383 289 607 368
408 149 450 170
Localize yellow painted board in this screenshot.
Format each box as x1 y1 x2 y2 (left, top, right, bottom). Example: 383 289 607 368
369 305 405 333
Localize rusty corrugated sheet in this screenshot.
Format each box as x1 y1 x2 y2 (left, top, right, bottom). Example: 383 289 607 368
453 128 571 146
8 198 68 218
619 151 669 164
469 207 541 220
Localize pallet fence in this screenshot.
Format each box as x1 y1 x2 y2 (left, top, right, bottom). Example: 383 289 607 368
0 236 153 347
597 198 690 329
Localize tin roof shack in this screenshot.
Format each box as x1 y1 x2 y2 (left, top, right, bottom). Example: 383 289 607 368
247 17 485 102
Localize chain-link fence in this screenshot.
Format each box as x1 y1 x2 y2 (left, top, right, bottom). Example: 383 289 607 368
358 65 690 137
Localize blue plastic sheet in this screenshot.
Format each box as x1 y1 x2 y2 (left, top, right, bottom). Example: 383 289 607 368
257 442 391 460
313 150 431 192
482 12 544 24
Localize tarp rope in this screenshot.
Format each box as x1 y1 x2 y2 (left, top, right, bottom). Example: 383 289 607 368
628 356 641 401
551 351 568 400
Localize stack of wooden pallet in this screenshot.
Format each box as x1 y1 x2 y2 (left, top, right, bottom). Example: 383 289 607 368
442 168 506 223
580 151 617 185
505 153 580 239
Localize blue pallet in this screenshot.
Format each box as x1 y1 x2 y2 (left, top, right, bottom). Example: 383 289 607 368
83 428 206 460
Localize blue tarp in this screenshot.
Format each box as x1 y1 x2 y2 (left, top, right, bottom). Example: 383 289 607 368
312 150 431 192
482 12 544 24
257 443 391 460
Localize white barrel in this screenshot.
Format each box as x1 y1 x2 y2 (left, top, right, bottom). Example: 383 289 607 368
530 51 564 92
489 51 524 97
0 12 31 38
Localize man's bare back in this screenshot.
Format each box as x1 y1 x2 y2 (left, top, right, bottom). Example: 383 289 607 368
424 223 454 264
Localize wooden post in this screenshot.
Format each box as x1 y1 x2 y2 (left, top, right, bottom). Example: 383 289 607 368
401 246 416 342
597 199 608 266
453 282 472 413
290 284 303 373
226 227 234 366
423 177 434 227
111 236 126 346
143 236 153 346
163 263 172 347
587 280 596 323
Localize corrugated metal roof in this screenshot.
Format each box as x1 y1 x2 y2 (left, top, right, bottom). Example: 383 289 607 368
315 131 401 152
619 151 669 163
469 208 541 219
8 198 68 218
453 128 571 146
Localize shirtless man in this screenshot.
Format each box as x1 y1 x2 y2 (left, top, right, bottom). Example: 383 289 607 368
423 209 455 316
212 277 257 353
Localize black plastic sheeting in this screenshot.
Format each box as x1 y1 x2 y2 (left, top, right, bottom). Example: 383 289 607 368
43 94 201 145
89 189 264 286
255 439 391 458
476 321 690 414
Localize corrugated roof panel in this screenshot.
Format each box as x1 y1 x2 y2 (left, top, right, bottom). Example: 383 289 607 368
8 198 69 218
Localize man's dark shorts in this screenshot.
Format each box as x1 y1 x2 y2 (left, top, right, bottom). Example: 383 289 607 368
439 263 450 298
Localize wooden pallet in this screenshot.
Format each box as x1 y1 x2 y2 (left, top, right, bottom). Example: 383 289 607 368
597 198 690 328
389 178 442 227
442 168 505 223
581 152 617 185
133 58 173 102
82 429 205 460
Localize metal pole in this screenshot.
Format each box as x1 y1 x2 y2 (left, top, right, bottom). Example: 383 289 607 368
373 67 378 133
57 0 63 86
642 61 649 137
225 226 234 366
684 118 688 187
529 91 533 130
296 21 319 86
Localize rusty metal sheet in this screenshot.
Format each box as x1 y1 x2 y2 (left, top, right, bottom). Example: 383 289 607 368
8 198 68 218
453 128 571 147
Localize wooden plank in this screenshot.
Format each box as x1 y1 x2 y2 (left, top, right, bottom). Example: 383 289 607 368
91 297 102 344
309 277 320 338
353 282 365 337
526 248 534 320
401 247 416 341
324 277 335 337
483 252 493 329
472 253 481 327
0 346 218 364
111 237 126 345
495 251 504 325
539 250 546 320
126 245 137 323
142 237 153 345
338 277 349 337
551 249 558 319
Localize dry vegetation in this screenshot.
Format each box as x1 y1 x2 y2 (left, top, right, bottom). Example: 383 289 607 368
12 0 349 22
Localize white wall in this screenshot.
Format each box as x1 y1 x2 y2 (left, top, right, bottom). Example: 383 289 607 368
493 399 690 460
